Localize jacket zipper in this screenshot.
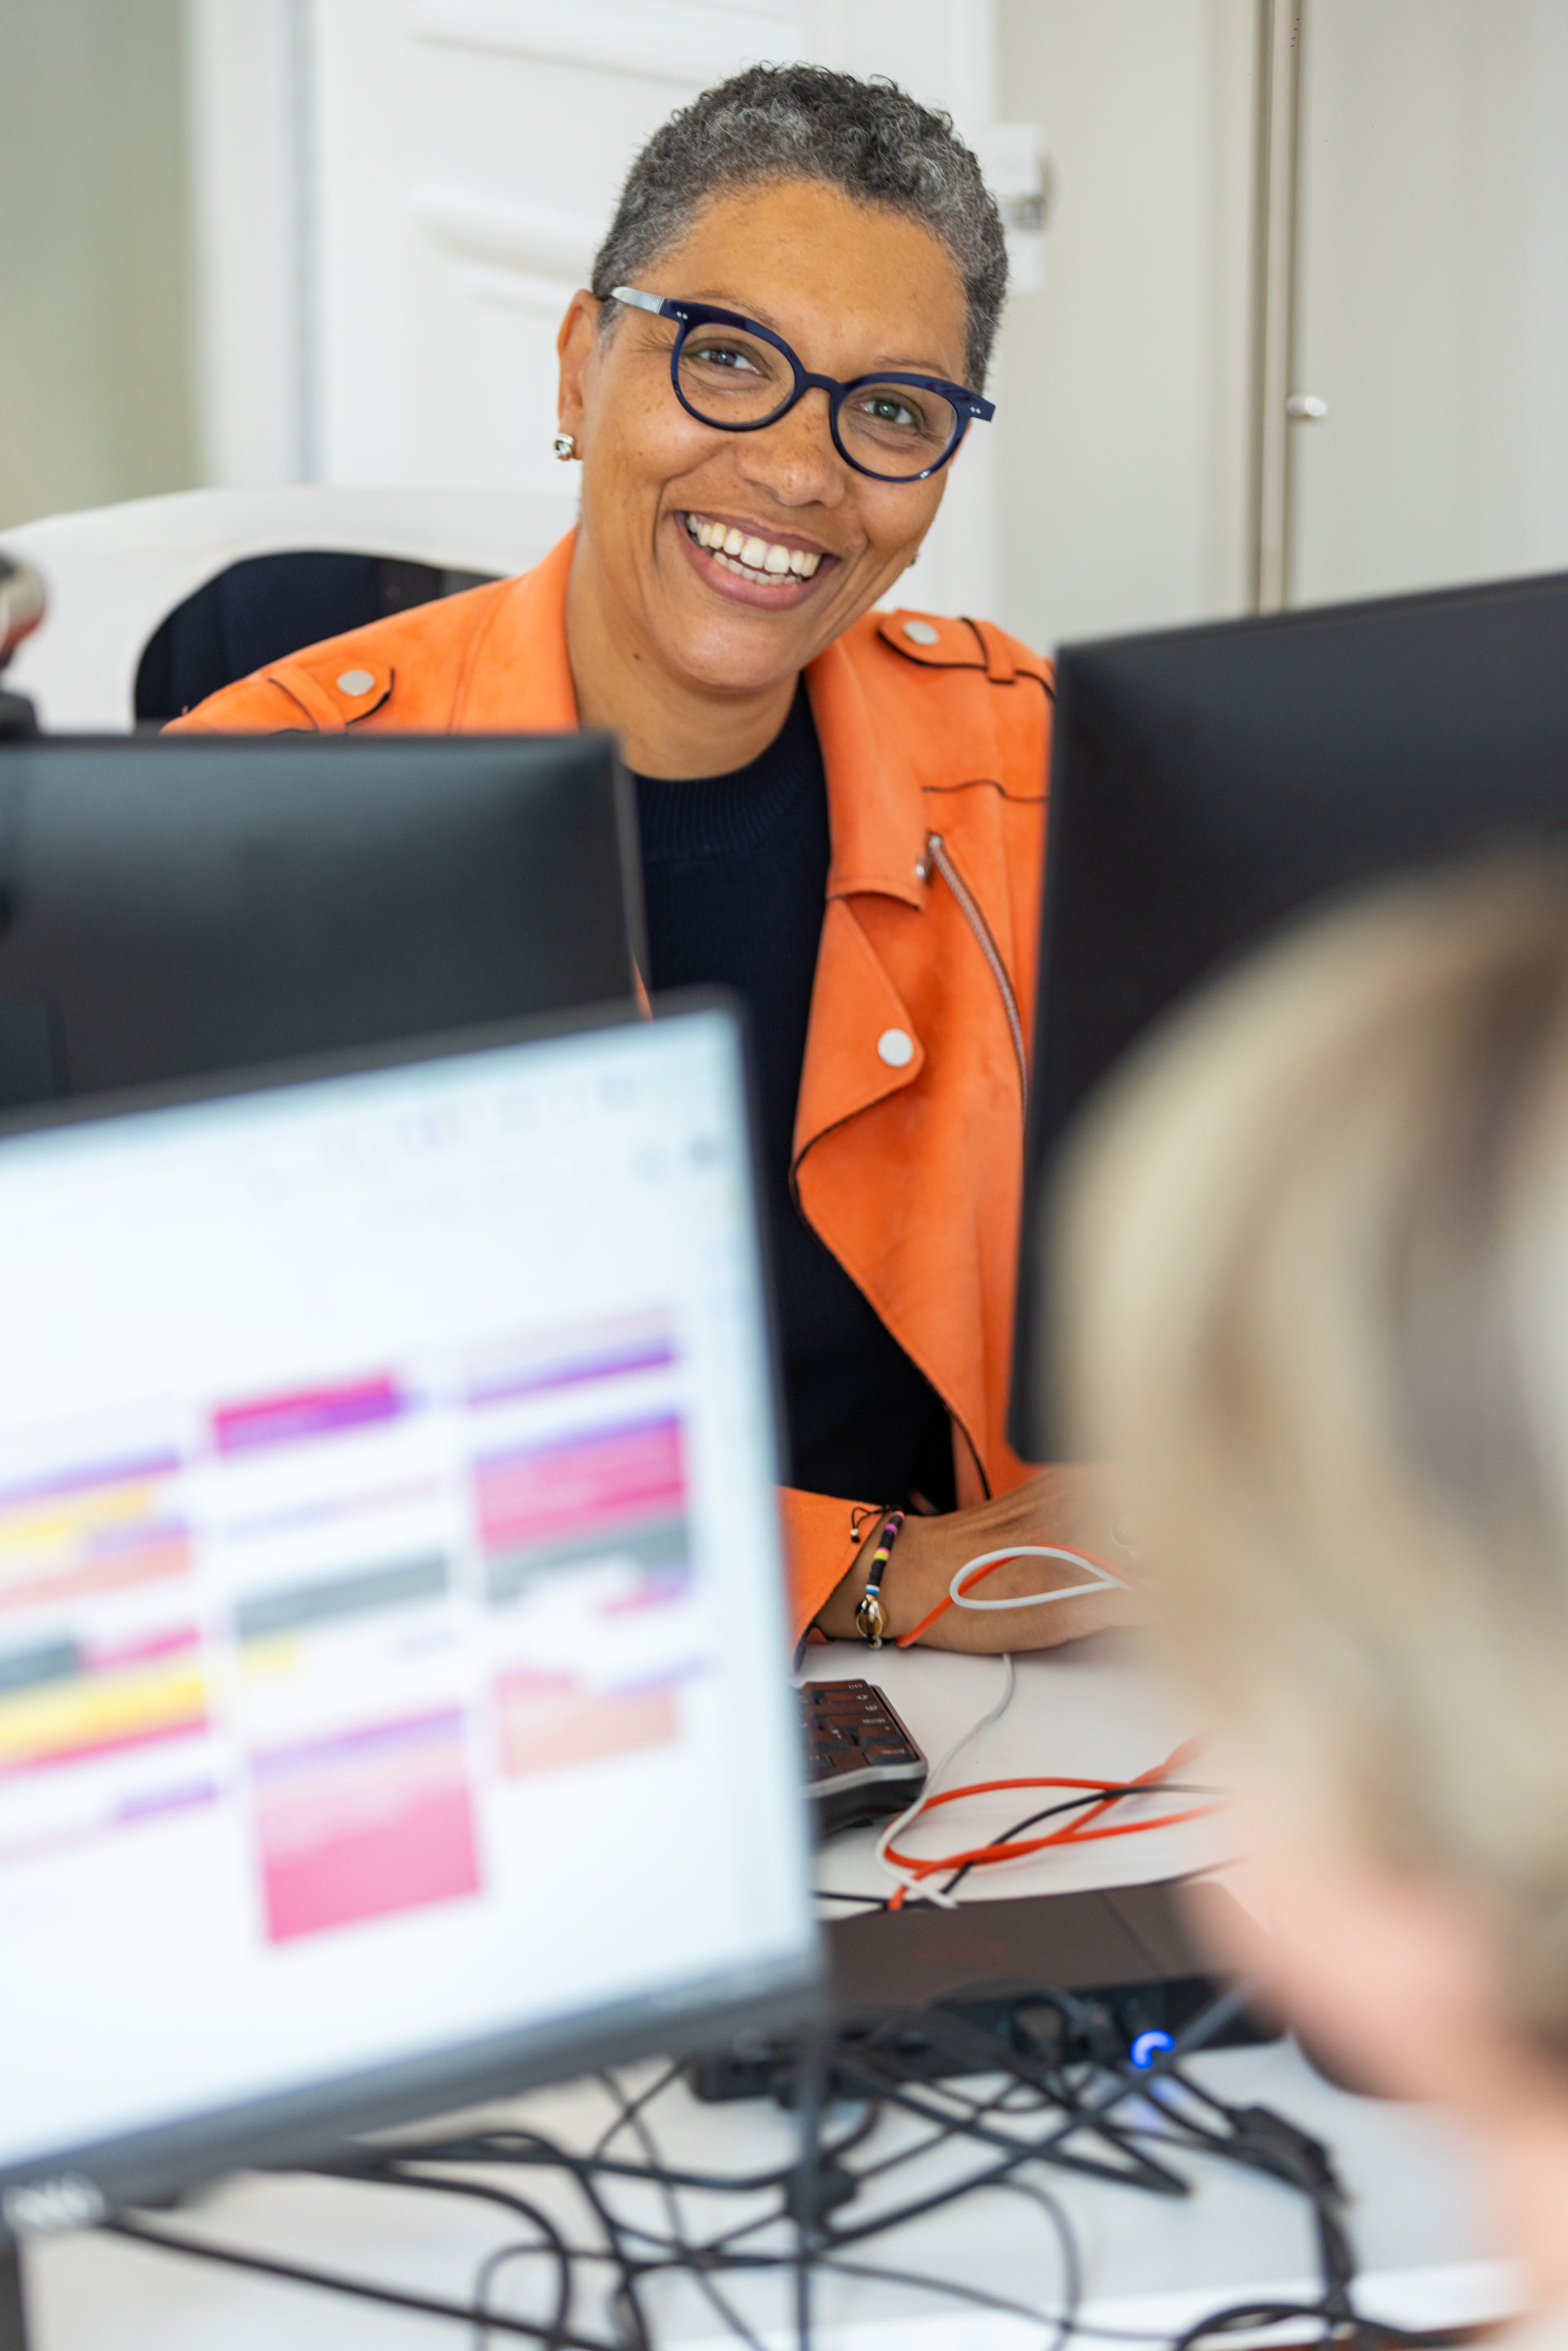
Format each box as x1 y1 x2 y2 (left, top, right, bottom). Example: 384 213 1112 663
925 831 1029 1125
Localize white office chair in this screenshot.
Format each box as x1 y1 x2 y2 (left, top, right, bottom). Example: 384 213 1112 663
0 484 579 732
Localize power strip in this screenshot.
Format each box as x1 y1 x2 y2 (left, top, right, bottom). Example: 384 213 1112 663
690 1877 1277 2101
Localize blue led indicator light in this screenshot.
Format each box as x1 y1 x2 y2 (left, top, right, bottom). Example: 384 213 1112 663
1129 2028 1175 2071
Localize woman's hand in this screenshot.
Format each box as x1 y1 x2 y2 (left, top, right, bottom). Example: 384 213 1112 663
813 1468 1147 1652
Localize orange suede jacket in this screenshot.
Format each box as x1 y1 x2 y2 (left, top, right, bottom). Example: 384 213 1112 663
168 530 1053 1640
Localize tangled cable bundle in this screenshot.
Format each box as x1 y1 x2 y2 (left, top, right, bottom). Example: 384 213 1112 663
103 1994 1468 2351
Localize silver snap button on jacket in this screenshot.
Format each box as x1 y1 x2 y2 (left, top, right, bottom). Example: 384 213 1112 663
877 1028 915 1068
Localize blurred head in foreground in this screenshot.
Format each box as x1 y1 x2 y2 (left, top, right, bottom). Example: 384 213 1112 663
1056 853 1568 2304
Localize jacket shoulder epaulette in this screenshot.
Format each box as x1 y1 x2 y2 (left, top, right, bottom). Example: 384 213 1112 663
167 574 515 734
873 608 1054 694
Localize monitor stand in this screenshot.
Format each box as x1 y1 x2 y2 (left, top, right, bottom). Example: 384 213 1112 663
0 688 38 741
0 2244 26 2351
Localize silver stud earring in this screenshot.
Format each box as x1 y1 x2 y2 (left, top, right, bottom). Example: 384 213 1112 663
552 431 578 461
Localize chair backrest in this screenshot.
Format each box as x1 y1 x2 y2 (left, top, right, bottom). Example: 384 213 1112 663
0 486 578 732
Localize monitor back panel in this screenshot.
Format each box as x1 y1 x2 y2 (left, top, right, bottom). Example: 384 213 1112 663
1012 567 1568 1449
0 1004 816 2224
0 734 641 1107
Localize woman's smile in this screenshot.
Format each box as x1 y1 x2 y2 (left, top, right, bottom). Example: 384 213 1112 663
673 508 835 608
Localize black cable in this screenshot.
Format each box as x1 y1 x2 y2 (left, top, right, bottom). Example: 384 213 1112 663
593 2068 771 2351
589 2060 684 2162
381 2131 658 2351
790 2023 828 2351
395 2105 881 2199
296 2159 576 2351
935 1785 1152 1898
114 1970 1383 2351
828 2016 1190 2197
473 2242 569 2351
1111 2052 1367 2347
98 2212 621 2351
497 2037 1089 2340
840 2067 1056 2190
636 2157 1087 2349
935 1780 1226 1900
1171 2295 1341 2351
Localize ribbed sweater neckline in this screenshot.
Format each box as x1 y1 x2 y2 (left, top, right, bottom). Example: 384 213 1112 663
632 683 817 863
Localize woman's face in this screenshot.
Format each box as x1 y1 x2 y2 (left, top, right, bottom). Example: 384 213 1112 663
556 178 973 700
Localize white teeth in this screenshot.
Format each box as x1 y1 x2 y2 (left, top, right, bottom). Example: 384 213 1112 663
684 514 824 584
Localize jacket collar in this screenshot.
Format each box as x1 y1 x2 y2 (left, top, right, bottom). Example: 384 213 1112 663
456 529 580 732
806 630 928 910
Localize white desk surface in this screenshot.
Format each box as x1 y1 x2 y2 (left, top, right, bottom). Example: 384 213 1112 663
25 1634 1521 2349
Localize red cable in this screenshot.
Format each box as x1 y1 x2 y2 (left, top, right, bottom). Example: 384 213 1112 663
882 1734 1220 1908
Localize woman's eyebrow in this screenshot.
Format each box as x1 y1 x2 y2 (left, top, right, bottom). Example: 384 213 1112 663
681 291 960 379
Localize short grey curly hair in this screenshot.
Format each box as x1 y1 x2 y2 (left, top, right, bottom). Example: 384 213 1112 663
591 64 1007 390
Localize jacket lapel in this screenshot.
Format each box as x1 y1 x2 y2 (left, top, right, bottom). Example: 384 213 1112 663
806 634 927 909
793 635 930 1161
455 530 580 731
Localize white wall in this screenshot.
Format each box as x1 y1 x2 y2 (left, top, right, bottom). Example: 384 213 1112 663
0 0 197 530
992 0 1256 654
1291 0 1568 606
185 0 313 489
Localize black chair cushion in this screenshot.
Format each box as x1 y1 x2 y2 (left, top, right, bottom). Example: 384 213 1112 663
134 549 497 724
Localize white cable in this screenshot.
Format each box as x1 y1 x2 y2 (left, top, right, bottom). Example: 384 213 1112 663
947 1544 1132 1613
874 1652 1014 1909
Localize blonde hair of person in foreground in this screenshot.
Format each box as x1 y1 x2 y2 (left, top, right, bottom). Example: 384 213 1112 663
1055 853 1568 2326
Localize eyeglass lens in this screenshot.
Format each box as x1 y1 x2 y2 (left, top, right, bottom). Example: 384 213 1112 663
676 322 960 479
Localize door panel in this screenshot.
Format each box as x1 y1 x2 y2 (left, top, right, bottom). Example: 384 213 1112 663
1291 0 1568 605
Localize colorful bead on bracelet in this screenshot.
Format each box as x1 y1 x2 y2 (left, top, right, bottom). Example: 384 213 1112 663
853 1511 906 1647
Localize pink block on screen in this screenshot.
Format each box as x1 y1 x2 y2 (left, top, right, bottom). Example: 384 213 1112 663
476 1417 685 1551
261 1779 480 1942
497 1681 679 1777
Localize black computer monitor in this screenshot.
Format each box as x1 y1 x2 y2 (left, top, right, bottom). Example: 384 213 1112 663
0 1002 817 2327
1009 568 1568 1452
0 733 644 1109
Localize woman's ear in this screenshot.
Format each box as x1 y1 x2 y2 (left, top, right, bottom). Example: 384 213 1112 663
555 290 601 446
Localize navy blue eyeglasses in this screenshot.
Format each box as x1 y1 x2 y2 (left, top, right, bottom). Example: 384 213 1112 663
611 286 995 484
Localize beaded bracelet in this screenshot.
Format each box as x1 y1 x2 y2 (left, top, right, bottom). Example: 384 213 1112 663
853 1510 906 1648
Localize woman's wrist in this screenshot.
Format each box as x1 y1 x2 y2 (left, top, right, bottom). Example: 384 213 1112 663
814 1473 1144 1654
815 1506 935 1643
851 1511 906 1646
815 1505 893 1641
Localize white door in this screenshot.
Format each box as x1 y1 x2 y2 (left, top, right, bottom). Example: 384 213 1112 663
1289 0 1568 606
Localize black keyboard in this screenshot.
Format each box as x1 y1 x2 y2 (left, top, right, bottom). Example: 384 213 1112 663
800 1677 928 1840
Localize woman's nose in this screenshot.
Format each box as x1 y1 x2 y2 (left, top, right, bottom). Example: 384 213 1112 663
733 385 845 507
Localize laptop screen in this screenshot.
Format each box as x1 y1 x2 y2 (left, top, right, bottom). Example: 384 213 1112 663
0 1004 815 2207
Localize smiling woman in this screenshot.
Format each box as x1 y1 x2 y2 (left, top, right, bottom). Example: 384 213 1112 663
168 65 1138 1657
